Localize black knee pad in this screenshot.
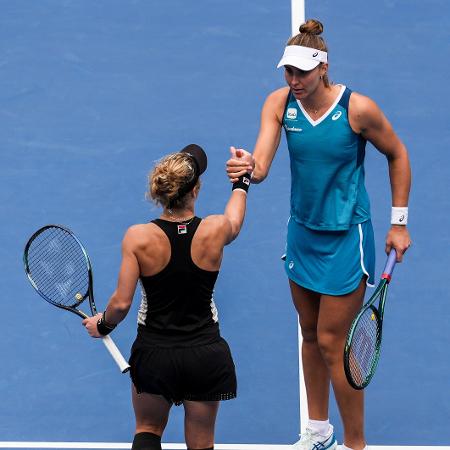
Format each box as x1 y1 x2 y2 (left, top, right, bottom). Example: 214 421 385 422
132 432 162 450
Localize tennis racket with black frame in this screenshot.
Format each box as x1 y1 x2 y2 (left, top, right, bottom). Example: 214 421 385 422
23 224 130 373
343 249 397 389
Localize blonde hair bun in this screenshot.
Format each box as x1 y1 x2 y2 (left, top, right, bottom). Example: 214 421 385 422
148 151 201 209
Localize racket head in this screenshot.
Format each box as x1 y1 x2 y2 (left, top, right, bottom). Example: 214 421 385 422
24 225 94 316
344 302 383 390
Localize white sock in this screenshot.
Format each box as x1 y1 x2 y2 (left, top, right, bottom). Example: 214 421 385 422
307 418 332 436
342 445 368 450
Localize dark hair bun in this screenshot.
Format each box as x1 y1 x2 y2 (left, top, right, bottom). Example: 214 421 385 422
299 19 324 36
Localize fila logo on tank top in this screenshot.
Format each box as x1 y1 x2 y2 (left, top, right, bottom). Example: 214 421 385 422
282 85 371 231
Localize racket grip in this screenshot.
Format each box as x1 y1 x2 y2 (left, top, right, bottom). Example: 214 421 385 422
382 249 397 279
101 335 131 373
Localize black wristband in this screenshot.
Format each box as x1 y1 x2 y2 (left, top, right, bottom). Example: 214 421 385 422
96 311 117 336
232 173 251 193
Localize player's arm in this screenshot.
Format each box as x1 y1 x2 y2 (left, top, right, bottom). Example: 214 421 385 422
251 88 286 183
226 88 286 183
350 93 412 261
222 188 248 244
207 166 250 246
104 227 141 324
83 227 140 337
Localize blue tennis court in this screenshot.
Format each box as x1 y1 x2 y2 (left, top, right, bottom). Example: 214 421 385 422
0 0 449 448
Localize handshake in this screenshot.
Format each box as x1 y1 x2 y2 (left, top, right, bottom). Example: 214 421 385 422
226 146 255 183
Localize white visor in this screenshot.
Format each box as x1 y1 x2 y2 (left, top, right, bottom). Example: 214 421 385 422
277 45 328 71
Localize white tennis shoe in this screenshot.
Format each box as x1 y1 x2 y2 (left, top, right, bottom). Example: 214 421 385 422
292 427 337 450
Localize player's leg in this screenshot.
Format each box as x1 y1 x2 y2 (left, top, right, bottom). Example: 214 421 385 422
317 278 367 450
131 385 172 450
290 280 338 450
290 279 330 420
183 400 219 450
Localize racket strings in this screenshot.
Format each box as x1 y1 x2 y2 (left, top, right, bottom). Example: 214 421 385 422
348 306 381 387
26 227 89 306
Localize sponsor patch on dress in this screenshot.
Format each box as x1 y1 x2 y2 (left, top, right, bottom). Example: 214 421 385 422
287 108 297 119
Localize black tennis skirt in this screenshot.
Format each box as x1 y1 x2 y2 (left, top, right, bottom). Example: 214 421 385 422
129 336 237 405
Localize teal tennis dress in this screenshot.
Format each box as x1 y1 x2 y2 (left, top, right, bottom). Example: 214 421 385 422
283 85 375 295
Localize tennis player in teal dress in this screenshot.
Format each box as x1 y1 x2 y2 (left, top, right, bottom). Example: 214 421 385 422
283 84 376 296
227 19 411 450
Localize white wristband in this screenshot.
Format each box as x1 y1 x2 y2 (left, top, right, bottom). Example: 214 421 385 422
391 207 408 225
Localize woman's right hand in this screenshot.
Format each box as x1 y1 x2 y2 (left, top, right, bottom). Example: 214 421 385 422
226 146 255 182
82 313 103 338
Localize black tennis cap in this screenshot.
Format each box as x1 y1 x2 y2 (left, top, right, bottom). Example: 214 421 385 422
180 144 207 175
168 144 207 208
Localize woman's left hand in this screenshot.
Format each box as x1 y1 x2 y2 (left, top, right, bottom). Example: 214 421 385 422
82 313 103 338
385 226 412 262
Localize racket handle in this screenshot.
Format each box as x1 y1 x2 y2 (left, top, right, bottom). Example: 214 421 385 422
101 335 131 373
382 249 397 280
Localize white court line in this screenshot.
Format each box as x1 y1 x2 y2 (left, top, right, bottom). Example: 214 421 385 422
290 0 307 437
0 443 450 449
291 0 305 36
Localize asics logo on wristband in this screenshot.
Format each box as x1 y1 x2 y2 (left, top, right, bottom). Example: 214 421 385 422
391 207 408 225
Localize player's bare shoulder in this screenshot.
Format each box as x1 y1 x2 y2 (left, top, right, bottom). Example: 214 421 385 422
349 91 383 133
267 86 290 102
350 91 379 113
265 87 290 119
123 223 165 251
197 215 232 246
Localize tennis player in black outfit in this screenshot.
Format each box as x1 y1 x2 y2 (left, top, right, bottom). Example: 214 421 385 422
83 144 252 450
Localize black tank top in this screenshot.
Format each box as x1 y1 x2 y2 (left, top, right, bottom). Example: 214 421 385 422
136 216 220 346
